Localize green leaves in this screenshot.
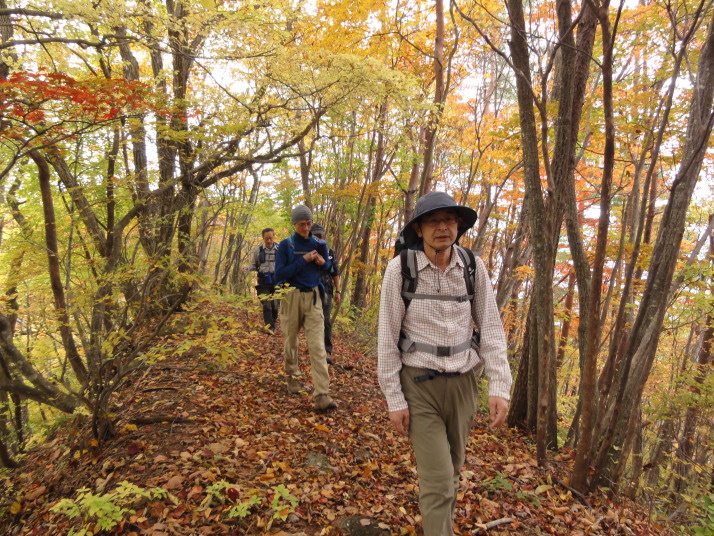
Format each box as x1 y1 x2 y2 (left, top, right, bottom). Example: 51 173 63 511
50 482 167 535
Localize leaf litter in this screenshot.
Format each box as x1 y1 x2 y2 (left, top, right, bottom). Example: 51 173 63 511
0 303 675 535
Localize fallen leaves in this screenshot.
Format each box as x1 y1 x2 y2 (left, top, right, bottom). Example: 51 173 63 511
0 306 677 536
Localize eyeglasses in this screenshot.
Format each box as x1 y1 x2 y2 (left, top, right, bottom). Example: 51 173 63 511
421 215 458 227
294 221 312 228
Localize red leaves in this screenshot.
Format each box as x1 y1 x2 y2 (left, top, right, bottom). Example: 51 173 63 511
0 70 154 150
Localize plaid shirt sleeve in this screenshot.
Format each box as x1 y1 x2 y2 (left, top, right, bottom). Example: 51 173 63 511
472 256 512 400
377 257 409 412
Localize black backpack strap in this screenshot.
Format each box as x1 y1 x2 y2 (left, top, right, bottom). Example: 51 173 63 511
401 248 472 309
259 245 266 265
400 249 417 309
455 246 476 306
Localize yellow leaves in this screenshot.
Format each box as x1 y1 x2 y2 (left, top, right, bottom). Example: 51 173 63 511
513 265 535 280
314 423 331 433
198 0 216 10
9 501 22 514
534 484 553 495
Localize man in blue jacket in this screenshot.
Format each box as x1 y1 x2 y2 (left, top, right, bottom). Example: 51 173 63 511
275 205 337 411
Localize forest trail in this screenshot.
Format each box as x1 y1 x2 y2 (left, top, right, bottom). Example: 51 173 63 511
0 301 674 535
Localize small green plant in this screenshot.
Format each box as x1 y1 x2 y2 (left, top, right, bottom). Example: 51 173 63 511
202 481 298 525
516 489 542 508
267 484 299 527
50 482 167 536
204 480 261 518
480 474 513 494
693 494 714 536
204 480 235 506
226 493 261 519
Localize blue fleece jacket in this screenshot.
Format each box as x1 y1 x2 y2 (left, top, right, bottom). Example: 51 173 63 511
275 233 331 289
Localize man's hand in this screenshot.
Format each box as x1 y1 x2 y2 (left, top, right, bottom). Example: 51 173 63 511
302 251 325 265
389 409 410 436
334 292 341 305
488 396 509 428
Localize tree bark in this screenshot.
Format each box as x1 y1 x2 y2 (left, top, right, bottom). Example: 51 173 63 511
671 218 713 496
592 10 714 490
29 149 88 385
506 0 557 462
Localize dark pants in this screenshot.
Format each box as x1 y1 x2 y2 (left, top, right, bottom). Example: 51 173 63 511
256 284 279 330
321 289 334 354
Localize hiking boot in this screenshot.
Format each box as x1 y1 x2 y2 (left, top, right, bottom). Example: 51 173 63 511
326 355 334 365
314 394 337 411
287 377 303 394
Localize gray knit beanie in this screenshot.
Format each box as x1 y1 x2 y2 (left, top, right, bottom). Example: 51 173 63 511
291 205 313 224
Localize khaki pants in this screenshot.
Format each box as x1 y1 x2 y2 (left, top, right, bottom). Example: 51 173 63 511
400 366 479 536
282 288 330 396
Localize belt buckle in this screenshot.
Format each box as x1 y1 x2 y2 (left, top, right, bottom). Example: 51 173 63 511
436 346 450 357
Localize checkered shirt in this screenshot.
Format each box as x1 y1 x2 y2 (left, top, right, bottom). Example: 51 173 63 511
377 247 512 412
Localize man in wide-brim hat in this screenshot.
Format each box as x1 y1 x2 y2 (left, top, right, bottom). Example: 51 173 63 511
377 191 512 536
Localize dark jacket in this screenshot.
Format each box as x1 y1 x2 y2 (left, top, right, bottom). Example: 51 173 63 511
275 234 331 290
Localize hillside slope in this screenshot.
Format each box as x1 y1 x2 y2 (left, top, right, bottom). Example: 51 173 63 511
0 302 675 535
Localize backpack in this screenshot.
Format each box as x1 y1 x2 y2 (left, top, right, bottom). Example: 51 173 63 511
397 245 481 357
287 234 326 256
399 245 476 310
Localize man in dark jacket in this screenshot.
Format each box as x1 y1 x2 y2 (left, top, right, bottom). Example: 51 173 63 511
275 205 337 411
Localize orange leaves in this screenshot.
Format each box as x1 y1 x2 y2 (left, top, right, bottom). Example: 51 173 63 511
2 306 674 536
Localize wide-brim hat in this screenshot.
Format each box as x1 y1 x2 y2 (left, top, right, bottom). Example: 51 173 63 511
400 191 477 248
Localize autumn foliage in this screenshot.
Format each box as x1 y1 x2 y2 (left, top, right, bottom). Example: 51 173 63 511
0 304 675 535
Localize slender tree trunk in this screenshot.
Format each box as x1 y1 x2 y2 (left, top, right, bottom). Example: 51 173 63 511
419 0 446 196
298 137 313 208
592 11 714 490
571 0 617 492
29 150 88 385
354 102 387 309
672 220 713 496
556 270 576 369
506 0 557 462
405 125 424 223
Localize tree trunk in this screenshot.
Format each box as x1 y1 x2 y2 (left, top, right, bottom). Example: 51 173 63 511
556 270 576 369
671 219 713 496
592 11 714 490
298 137 313 208
571 0 616 492
29 150 88 385
506 0 557 462
419 0 447 196
405 125 424 223
353 102 387 309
